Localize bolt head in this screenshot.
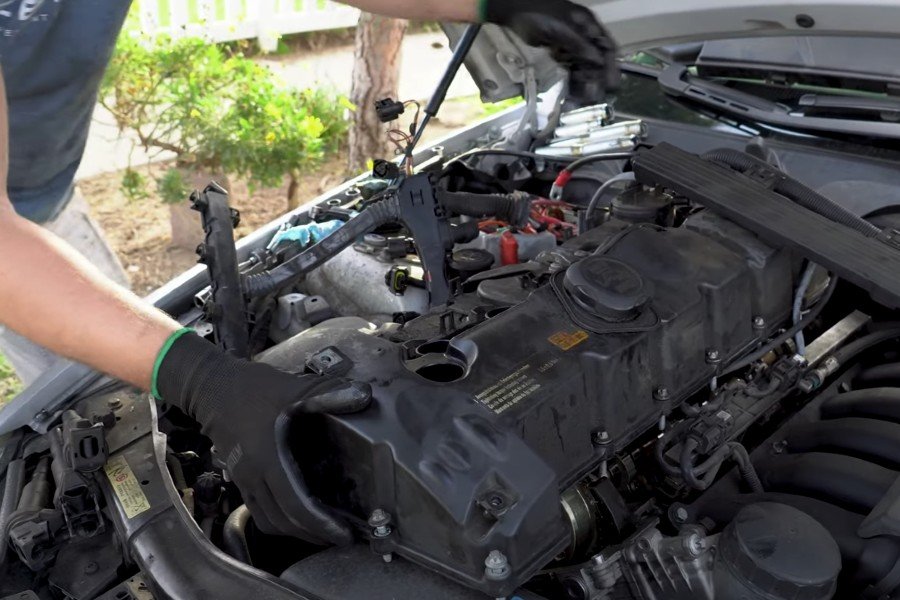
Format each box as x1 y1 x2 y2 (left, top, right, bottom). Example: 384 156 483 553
705 349 721 363
753 316 766 329
654 387 671 401
368 508 390 528
84 561 99 575
674 507 689 523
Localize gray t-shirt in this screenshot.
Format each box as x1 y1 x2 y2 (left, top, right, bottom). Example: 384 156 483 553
2 0 131 222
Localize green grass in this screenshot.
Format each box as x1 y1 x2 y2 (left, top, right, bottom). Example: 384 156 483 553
0 352 22 409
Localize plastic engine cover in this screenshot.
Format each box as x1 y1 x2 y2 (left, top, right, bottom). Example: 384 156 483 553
258 214 794 597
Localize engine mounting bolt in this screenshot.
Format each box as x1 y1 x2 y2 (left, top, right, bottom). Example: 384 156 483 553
484 550 510 581
368 509 392 538
753 316 766 329
654 387 671 402
705 349 721 364
674 506 689 524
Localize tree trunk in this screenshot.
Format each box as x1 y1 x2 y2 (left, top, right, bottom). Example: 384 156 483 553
348 12 408 173
287 170 302 212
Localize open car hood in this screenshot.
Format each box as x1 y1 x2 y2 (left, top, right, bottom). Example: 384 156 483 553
446 0 900 102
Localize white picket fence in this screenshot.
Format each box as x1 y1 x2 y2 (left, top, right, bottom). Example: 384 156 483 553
139 0 361 51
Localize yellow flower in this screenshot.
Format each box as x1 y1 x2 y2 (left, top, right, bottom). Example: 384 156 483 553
265 131 276 144
190 108 201 119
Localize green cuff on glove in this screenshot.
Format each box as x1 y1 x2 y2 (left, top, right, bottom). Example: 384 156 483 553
151 327 195 401
476 0 490 22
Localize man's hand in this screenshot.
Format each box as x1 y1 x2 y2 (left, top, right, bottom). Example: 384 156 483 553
480 0 620 104
155 331 372 545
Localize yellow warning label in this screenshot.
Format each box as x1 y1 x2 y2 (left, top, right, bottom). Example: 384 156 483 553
104 455 151 519
548 329 589 351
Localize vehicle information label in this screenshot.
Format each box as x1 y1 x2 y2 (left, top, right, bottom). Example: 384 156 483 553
475 352 563 415
548 329 589 351
104 455 151 519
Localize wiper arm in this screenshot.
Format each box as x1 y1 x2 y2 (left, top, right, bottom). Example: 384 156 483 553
798 93 900 121
658 65 900 139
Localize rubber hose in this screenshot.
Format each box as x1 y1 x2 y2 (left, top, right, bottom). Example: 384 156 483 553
244 196 401 297
855 363 900 388
728 443 764 493
222 504 253 565
821 388 900 423
832 328 900 368
0 458 25 566
582 171 636 230
702 148 881 237
754 452 896 514
695 492 900 590
440 191 530 228
784 418 900 468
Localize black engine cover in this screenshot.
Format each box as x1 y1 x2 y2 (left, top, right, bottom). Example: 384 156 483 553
259 214 794 596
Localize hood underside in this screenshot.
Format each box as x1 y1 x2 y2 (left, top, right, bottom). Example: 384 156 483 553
447 0 900 102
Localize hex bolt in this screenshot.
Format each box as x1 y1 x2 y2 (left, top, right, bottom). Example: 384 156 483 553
684 533 705 557
484 550 511 581
108 398 122 410
674 506 689 524
591 430 610 446
752 315 766 329
705 349 721 364
368 509 392 538
382 552 393 563
654 387 671 402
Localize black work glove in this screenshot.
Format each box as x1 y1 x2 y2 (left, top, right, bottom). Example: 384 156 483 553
154 331 371 545
480 0 620 105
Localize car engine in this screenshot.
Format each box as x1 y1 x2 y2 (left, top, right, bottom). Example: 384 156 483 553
6 101 900 600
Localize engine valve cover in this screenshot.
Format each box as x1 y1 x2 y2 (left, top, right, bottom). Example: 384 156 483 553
259 214 793 596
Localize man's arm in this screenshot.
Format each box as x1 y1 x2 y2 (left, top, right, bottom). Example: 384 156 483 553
0 70 179 389
339 0 477 22
341 0 619 105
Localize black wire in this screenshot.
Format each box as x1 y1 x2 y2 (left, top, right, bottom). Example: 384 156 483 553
718 275 838 379
564 152 635 175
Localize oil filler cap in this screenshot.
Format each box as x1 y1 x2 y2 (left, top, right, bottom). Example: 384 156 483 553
563 256 649 321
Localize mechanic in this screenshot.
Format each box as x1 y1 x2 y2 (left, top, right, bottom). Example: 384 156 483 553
0 0 617 545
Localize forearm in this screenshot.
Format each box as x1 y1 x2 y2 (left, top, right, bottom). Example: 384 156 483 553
340 0 478 22
0 205 179 388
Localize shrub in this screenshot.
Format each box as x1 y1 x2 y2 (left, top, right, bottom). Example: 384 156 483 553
100 34 350 208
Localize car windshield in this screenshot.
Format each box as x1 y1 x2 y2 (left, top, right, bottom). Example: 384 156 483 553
614 36 900 144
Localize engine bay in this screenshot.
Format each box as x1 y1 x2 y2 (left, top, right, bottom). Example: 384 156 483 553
6 95 900 600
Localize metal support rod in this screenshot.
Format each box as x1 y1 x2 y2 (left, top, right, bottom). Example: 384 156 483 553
404 24 482 165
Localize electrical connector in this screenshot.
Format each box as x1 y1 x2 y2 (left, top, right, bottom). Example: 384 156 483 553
375 98 406 123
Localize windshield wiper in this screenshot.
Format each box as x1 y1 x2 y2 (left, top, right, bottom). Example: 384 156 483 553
798 94 900 121
657 65 900 139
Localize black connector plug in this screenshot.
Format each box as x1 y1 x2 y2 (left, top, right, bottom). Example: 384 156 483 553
375 98 405 123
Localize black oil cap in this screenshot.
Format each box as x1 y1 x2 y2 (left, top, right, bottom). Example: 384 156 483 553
450 249 495 276
716 502 840 600
563 256 649 321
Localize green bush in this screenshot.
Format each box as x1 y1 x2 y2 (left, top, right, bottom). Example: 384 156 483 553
100 34 351 206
